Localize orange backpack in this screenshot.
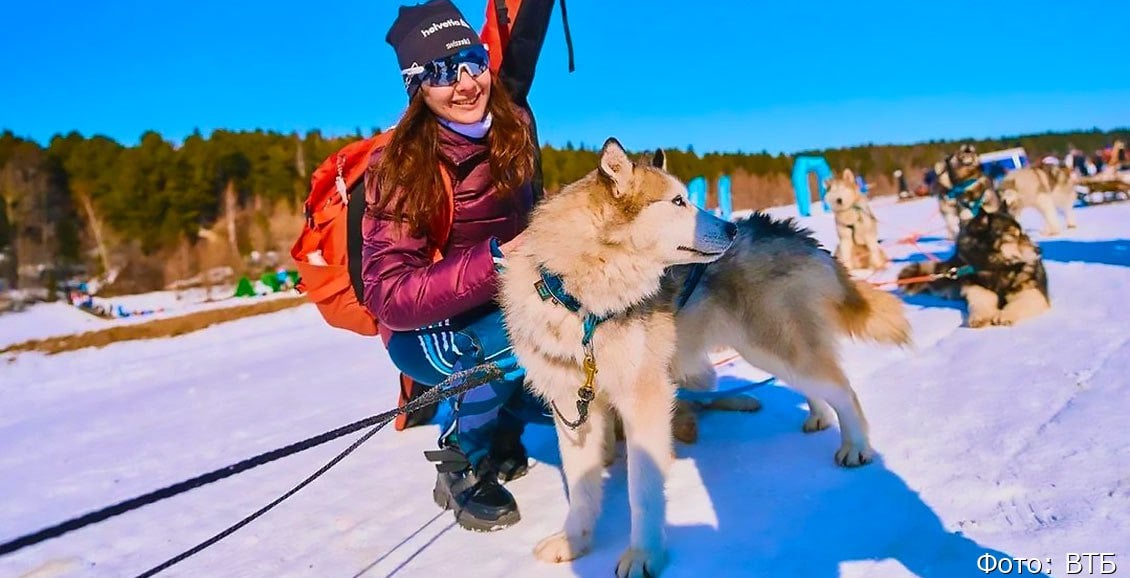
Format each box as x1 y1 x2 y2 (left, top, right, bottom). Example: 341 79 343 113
289 132 452 337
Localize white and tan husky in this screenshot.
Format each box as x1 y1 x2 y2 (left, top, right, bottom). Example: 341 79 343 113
499 139 910 578
998 165 1078 236
824 168 890 272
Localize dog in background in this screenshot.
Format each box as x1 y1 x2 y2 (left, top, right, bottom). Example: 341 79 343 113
824 168 889 272
931 156 962 238
933 145 1002 237
998 165 1078 235
897 206 1049 328
500 139 911 577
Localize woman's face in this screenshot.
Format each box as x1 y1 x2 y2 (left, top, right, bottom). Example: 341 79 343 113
421 67 491 125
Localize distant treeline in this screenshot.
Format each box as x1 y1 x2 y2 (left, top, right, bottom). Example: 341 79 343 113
1 126 1125 292
544 128 1126 210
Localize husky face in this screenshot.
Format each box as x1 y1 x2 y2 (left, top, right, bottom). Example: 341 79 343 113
595 138 736 268
954 144 979 172
948 146 986 192
824 169 863 211
517 138 738 316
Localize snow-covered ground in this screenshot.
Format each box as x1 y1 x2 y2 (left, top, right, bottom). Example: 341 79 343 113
1 197 1127 578
0 287 296 350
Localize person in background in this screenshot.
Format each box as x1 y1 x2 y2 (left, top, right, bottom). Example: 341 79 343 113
894 169 910 198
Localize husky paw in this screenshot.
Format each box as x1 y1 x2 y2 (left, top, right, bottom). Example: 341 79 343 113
835 443 874 467
803 413 833 433
992 314 1016 326
534 531 590 563
672 414 699 444
615 547 667 578
968 314 996 328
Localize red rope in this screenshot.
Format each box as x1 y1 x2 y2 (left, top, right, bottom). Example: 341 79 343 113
869 273 941 289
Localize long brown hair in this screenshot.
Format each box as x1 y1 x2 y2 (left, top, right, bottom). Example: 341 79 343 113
368 76 534 237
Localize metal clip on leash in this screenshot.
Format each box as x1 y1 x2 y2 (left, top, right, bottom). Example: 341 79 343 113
553 341 598 430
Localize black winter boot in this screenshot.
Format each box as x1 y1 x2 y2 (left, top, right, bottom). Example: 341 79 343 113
425 446 520 532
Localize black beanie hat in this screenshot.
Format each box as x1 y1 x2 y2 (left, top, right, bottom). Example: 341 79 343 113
386 0 484 92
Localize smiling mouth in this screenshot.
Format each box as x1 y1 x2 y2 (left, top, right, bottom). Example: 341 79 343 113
677 245 724 257
452 94 480 108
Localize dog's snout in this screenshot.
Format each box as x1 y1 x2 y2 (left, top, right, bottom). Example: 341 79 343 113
724 221 738 239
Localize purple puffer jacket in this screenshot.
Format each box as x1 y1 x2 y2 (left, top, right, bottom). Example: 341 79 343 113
360 126 533 340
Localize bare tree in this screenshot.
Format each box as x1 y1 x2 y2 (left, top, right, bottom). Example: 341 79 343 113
73 185 111 275
223 178 239 266
294 132 307 181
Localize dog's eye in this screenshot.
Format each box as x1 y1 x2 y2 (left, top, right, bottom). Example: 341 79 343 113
671 196 686 207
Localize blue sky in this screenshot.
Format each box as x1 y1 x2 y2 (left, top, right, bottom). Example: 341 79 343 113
2 0 1128 153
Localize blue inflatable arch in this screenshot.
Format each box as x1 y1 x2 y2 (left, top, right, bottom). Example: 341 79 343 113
687 176 708 209
716 174 732 219
685 175 733 219
791 155 833 217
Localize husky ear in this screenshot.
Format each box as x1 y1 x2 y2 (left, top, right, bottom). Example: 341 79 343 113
599 137 633 198
651 148 667 171
842 168 856 183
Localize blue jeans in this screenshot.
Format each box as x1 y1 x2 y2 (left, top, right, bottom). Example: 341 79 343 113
386 307 550 469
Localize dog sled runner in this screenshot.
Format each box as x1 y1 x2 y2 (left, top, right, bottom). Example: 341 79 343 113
1074 171 1130 206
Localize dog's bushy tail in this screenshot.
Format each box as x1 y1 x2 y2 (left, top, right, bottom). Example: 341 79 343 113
835 265 913 346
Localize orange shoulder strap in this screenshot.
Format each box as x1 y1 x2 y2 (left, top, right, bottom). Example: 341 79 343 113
481 0 521 74
430 166 455 260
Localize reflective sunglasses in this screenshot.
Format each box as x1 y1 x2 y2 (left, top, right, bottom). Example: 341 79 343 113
403 45 490 91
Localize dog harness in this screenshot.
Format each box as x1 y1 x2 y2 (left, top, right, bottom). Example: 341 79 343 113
535 264 708 429
941 264 976 280
947 177 988 217
535 266 607 429
837 203 873 245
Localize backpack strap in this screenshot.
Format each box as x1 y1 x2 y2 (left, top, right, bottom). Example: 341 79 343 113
347 153 455 302
482 0 573 100
481 0 565 207
430 167 455 256
346 178 370 303
482 0 515 75
560 0 575 72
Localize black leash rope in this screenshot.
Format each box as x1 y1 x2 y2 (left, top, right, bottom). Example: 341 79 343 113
138 414 386 578
0 362 504 575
